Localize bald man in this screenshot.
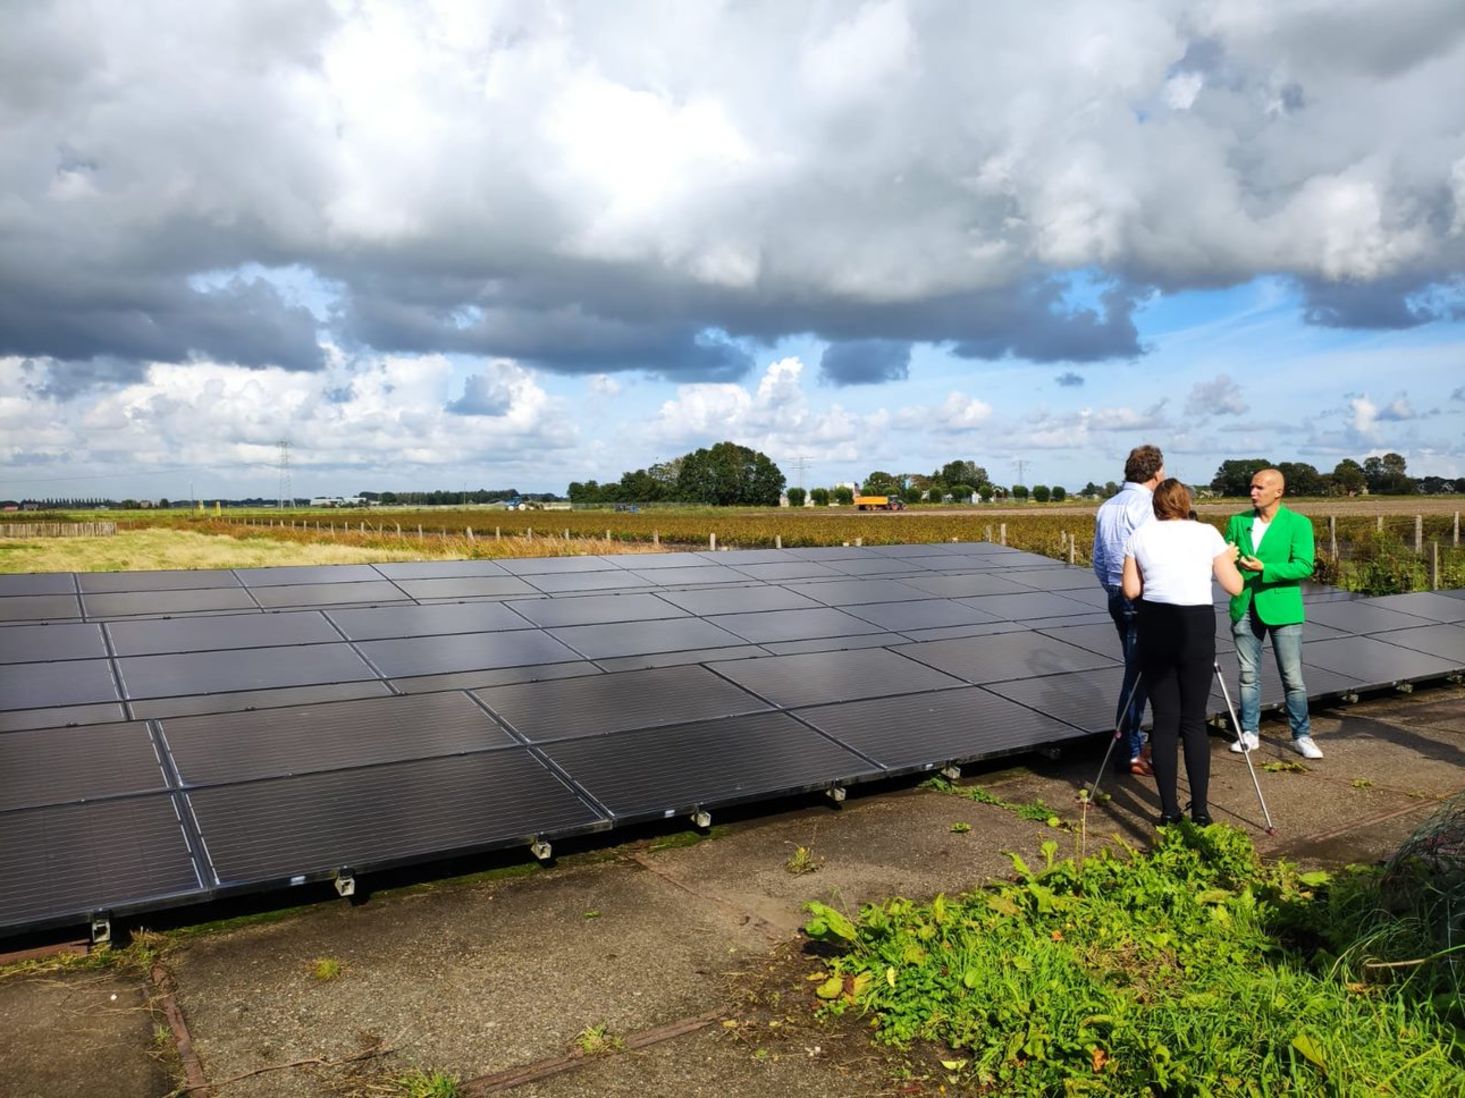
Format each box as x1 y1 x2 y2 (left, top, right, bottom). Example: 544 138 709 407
1224 468 1321 759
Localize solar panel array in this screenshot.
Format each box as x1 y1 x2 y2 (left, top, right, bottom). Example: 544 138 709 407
3 543 1463 937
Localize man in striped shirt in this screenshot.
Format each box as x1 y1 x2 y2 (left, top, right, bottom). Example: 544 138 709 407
1091 444 1165 773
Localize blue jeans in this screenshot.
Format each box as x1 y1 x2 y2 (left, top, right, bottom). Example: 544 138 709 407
1105 585 1146 761
1232 615 1311 739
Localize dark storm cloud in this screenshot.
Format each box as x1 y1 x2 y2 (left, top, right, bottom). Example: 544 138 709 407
1055 371 1084 388
1299 275 1464 330
818 340 913 385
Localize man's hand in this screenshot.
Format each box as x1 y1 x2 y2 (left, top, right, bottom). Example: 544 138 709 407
1238 554 1264 572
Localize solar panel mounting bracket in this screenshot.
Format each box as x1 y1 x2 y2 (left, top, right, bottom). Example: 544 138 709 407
90 913 112 947
940 765 961 780
691 808 712 829
530 837 553 861
826 783 847 804
1396 682 1414 694
333 869 356 898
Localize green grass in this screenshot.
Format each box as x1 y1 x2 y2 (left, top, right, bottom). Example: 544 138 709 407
392 1068 460 1097
805 826 1464 1095
925 778 1068 829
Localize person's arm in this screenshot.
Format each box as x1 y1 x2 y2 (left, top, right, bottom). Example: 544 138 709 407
1121 554 1142 600
1213 543 1244 596
1262 514 1316 582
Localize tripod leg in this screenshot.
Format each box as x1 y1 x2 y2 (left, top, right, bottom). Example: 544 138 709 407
1214 660 1277 835
1084 672 1144 805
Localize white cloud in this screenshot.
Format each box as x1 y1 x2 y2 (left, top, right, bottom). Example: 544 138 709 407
1184 373 1248 417
587 373 622 397
895 391 993 433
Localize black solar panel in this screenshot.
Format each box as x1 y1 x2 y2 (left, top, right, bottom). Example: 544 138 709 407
0 622 108 664
706 647 964 708
81 588 259 619
0 594 83 623
594 646 766 672
1372 624 1465 663
0 574 76 596
526 571 651 594
188 751 602 884
1364 592 1465 624
655 585 820 616
843 598 1002 633
604 552 706 570
0 723 168 812
1005 567 1098 592
896 631 1117 685
625 565 748 586
0 659 120 711
106 611 340 657
1032 622 1124 660
1043 586 1110 610
0 703 128 732
505 593 685 629
476 664 769 742
794 687 1085 770
693 549 794 565
828 556 934 576
357 631 582 678
163 692 515 785
706 608 885 644
396 575 541 600
498 556 621 575
1209 658 1365 709
733 561 844 581
783 578 929 606
326 602 531 640
373 560 510 579
1305 600 1434 635
250 581 410 610
956 591 1098 621
540 712 878 820
983 667 1135 734
129 681 394 720
389 662 601 693
235 564 384 587
899 573 1031 598
117 645 377 700
759 634 906 656
548 618 746 660
77 569 241 593
1298 636 1463 685
0 796 202 932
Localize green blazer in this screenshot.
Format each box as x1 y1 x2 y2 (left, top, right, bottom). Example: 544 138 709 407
1225 505 1315 625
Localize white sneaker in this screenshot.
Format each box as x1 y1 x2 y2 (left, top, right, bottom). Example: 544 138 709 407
1292 735 1324 760
1229 731 1259 753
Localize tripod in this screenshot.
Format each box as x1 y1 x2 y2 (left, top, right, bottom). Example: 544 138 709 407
1084 663 1277 835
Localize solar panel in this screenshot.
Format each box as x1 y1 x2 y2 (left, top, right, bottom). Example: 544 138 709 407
692 548 795 565
0 574 76 596
783 578 930 606
0 659 120 711
870 543 954 557
843 598 1003 633
1005 567 1098 592
956 591 1099 621
1031 622 1123 660
128 681 394 720
594 646 767 673
1298 636 1464 685
356 631 582 678
0 622 108 664
117 645 378 700
605 552 708 570
389 662 601 693
1372 624 1465 663
896 631 1117 685
250 581 410 610
625 565 748 587
706 647 964 708
395 575 541 600
525 571 652 594
706 608 886 644
1305 600 1435 635
235 564 385 587
498 556 622 575
0 594 83 623
0 796 202 933
827 556 934 576
983 667 1135 734
505 594 685 629
897 622 1031 643
476 664 770 742
760 634 907 656
81 588 259 619
1209 658 1365 709
77 569 241 593
732 561 844 581
163 692 515 785
540 712 879 821
1364 592 1465 624
548 618 747 659
325 602 532 641
373 560 510 580
898 573 1031 598
0 723 168 812
187 751 602 885
793 687 1085 770
1042 586 1110 610
655 585 820 616
106 611 340 657
0 703 129 732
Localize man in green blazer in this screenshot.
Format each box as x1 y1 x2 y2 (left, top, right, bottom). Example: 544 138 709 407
1225 468 1321 758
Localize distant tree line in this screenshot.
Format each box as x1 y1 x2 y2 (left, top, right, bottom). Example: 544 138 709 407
568 441 786 506
1207 453 1461 497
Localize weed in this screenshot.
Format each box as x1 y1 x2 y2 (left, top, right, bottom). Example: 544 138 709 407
583 909 601 919
949 822 972 834
802 826 1465 1094
310 957 344 981
1263 760 1310 773
575 1023 625 1055
392 1068 460 1097
785 844 821 875
1352 777 1374 789
925 778 1068 829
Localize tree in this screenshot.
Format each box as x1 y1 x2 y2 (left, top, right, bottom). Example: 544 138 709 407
1364 452 1414 495
978 484 995 502
862 470 902 496
1032 485 1051 503
939 461 989 489
1329 459 1366 496
810 487 830 506
1103 482 1120 498
1011 484 1029 500
927 486 945 503
1210 459 1272 497
1051 486 1066 502
676 441 785 505
786 487 807 507
1080 482 1101 498
832 486 854 505
903 486 923 504
949 483 973 501
1276 462 1326 497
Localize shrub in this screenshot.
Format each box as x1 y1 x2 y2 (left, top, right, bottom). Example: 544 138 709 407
948 483 973 501
1032 485 1051 503
978 483 995 502
1051 485 1067 502
832 486 854 506
810 487 830 506
1011 484 1029 500
927 486 945 504
903 486 922 504
786 487 807 507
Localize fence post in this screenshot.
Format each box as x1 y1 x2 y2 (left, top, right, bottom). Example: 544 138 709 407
855 537 863 547
775 534 782 549
653 530 659 546
467 527 475 542
1377 514 1384 533
985 524 993 543
1455 512 1460 548
1068 536 1076 565
1329 515 1337 557
1000 523 1007 546
1415 515 1423 553
605 529 611 542
1432 542 1440 590
417 524 423 538
709 532 717 551
495 526 501 540
395 523 401 537
565 528 570 540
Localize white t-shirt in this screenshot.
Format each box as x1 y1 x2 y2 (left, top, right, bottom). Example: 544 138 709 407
1124 520 1228 606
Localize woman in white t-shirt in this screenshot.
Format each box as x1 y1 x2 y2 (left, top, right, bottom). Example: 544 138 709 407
1121 479 1244 826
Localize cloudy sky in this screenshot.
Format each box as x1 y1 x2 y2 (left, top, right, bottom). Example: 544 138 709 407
3 0 1464 501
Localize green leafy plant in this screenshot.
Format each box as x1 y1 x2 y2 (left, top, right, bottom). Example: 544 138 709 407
310 957 344 981
785 844 821 875
393 1069 460 1097
950 822 972 834
575 1023 625 1055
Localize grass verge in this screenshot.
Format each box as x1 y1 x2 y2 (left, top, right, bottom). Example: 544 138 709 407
805 825 1463 1095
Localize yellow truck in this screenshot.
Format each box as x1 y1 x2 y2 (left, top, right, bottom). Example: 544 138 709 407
854 495 906 511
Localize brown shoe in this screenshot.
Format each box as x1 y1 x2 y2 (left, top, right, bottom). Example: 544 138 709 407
1129 757 1152 777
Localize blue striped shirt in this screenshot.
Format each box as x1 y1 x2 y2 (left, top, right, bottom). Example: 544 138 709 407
1092 481 1155 587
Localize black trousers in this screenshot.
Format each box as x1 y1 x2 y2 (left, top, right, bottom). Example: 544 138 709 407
1137 601 1216 818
